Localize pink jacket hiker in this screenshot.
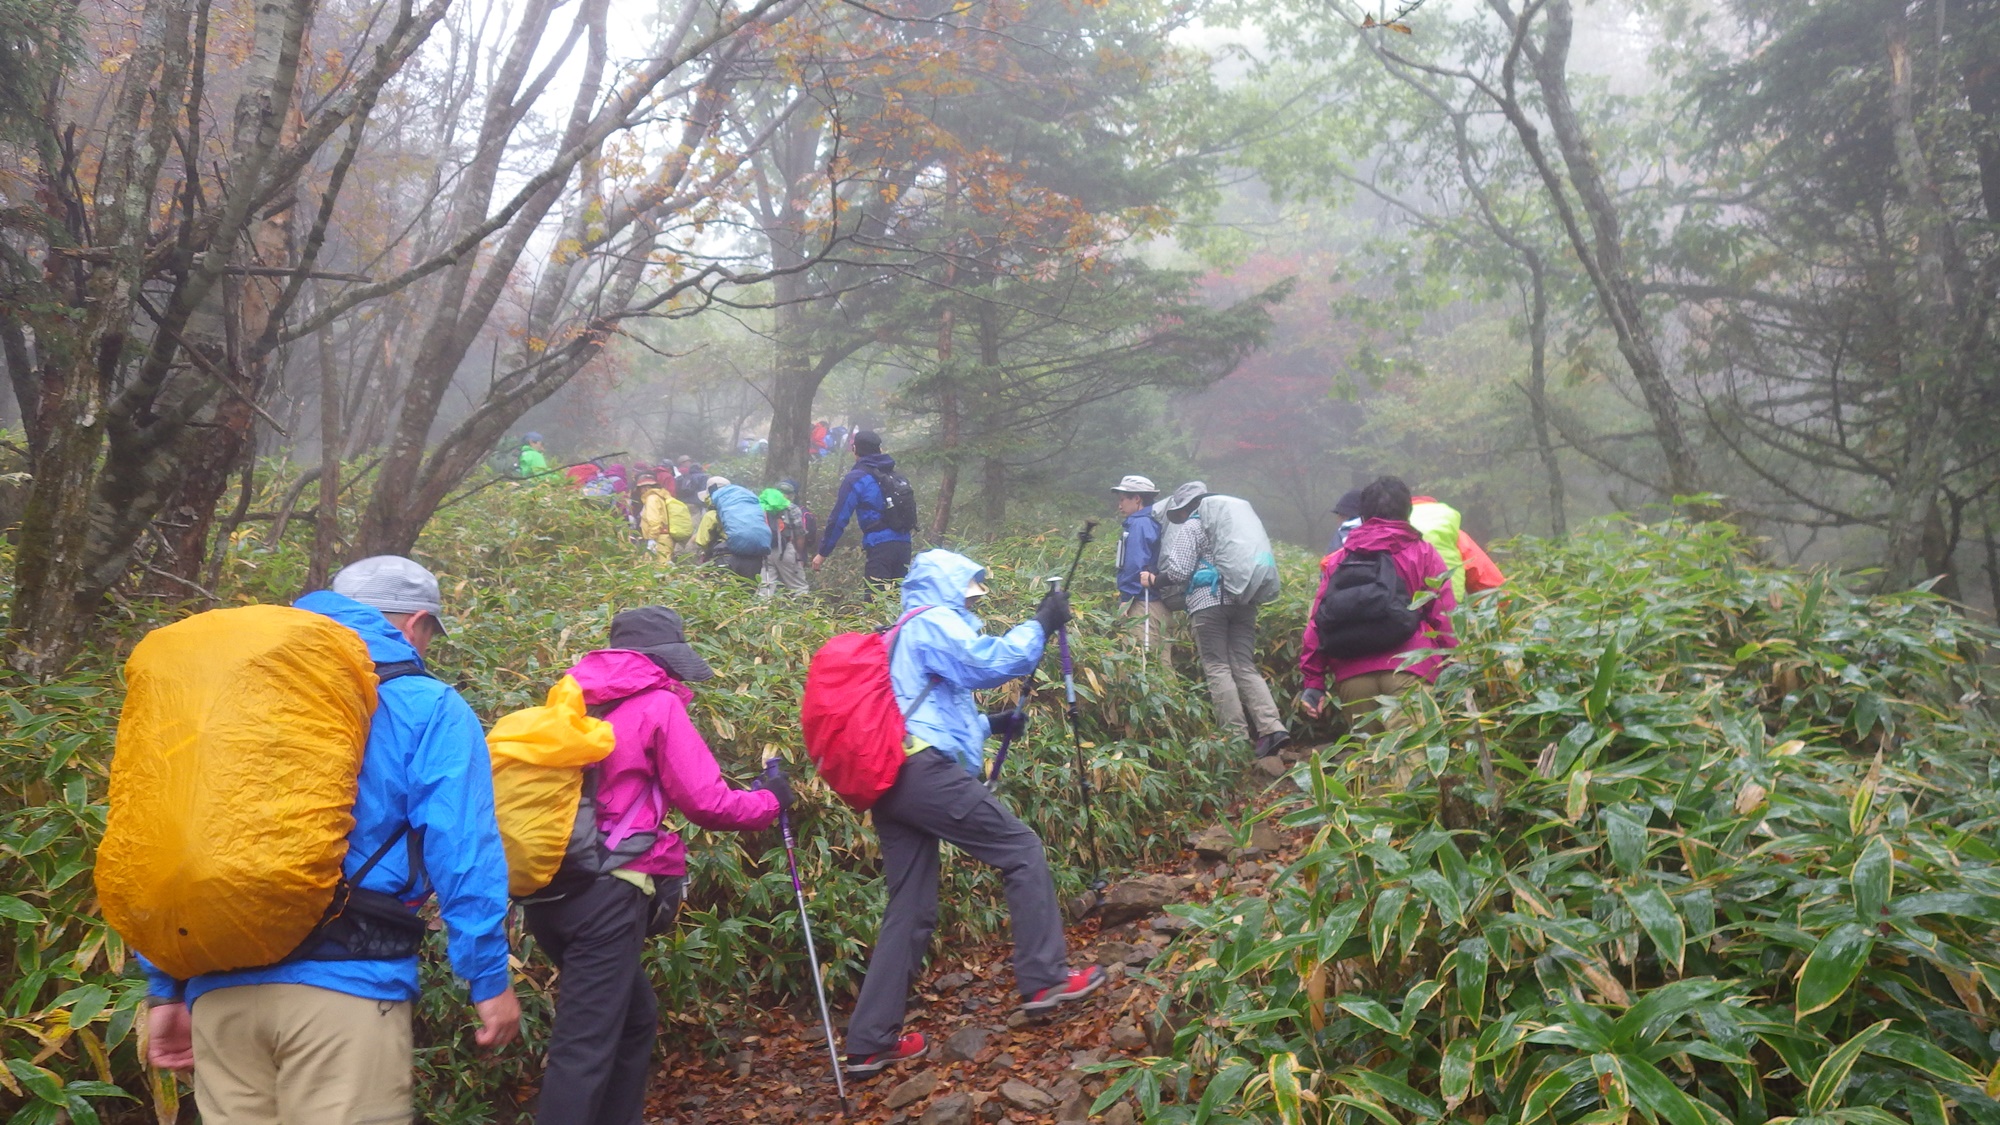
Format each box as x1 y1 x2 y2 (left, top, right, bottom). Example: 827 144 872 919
1300 518 1459 690
566 649 779 877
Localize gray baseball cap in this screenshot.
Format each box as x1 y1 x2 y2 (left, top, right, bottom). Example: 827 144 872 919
331 555 449 633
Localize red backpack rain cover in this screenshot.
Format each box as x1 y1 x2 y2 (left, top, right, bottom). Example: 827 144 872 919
801 608 931 810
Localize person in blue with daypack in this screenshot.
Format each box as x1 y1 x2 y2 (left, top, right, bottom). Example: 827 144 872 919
843 550 1106 1079
142 555 519 1123
1111 474 1172 660
811 430 916 598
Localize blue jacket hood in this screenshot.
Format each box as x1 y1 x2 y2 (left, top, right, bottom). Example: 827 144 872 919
855 452 896 472
902 550 986 613
294 589 422 666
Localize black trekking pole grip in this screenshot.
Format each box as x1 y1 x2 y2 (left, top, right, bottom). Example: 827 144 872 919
1061 520 1098 589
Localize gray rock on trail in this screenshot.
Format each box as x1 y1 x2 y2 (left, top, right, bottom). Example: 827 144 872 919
933 971 976 993
998 1079 1057 1113
1253 755 1289 779
941 1025 992 1062
1065 890 1100 921
1005 1009 1033 1029
1095 940 1149 967
1190 825 1234 862
884 1069 940 1111
1097 874 1179 927
1105 1102 1139 1125
1053 1076 1089 1122
920 1092 974 1125
1108 1023 1148 1052
1250 820 1285 854
975 1094 1005 1123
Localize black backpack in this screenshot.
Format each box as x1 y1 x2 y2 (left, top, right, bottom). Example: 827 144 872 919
1312 551 1424 658
866 468 919 535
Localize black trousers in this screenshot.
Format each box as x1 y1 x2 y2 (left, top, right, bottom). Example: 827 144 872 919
861 538 913 600
523 877 656 1125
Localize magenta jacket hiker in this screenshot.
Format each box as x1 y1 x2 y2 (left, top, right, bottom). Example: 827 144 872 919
1300 517 1458 690
566 649 779 877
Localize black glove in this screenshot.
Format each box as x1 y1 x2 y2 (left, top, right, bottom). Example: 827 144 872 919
986 708 1028 741
1034 589 1073 634
752 769 796 811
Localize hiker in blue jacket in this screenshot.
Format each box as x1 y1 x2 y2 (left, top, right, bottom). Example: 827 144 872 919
811 430 914 596
843 549 1106 1079
143 556 518 1122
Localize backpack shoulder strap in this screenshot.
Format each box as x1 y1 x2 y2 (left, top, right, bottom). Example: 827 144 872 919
374 660 432 684
884 606 943 719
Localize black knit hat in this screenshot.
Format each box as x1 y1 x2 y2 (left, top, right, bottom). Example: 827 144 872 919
853 430 882 455
1331 489 1366 518
607 607 714 682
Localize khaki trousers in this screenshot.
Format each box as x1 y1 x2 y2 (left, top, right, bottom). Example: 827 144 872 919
191 983 412 1125
1119 594 1176 667
1335 670 1422 735
1188 603 1283 743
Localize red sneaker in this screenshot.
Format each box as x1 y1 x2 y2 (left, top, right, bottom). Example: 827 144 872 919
1020 965 1107 1013
845 1032 927 1079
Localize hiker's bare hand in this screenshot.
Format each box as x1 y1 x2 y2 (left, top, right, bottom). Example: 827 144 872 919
475 989 521 1050
1139 571 1155 588
1301 688 1328 718
148 1001 195 1073
810 555 825 570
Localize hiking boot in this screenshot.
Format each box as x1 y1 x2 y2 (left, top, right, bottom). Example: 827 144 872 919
845 1032 927 1079
1254 729 1291 758
1020 965 1107 1014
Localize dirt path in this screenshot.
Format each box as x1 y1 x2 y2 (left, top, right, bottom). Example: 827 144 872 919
645 767 1304 1125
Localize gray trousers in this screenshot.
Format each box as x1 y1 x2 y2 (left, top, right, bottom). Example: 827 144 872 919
1189 602 1283 742
846 748 1068 1056
759 542 810 597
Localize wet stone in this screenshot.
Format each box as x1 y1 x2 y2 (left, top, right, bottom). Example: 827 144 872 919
942 1026 992 1062
920 1092 974 1125
998 1080 1056 1113
884 1068 940 1111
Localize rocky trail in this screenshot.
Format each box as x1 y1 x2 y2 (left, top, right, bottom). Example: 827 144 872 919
645 765 1305 1125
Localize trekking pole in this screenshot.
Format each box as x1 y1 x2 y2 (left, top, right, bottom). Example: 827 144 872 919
985 520 1097 789
1141 587 1151 672
1050 576 1107 891
765 758 850 1117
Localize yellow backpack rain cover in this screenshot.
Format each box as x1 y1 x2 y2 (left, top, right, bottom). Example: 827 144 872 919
486 675 617 897
95 605 377 980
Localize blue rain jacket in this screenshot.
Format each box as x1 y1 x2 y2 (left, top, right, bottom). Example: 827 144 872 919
708 483 773 554
1115 509 1161 599
818 453 912 555
144 591 512 1007
891 550 1046 776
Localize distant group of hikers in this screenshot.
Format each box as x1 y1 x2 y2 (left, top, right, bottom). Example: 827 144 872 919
1108 472 1502 759
97 446 1501 1124
517 429 921 601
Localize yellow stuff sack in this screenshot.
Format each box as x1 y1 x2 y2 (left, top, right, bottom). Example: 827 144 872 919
95 605 377 980
486 676 617 897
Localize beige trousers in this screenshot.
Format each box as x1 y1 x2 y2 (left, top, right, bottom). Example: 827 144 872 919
1335 670 1422 735
191 983 412 1125
1188 603 1283 743
1119 594 1176 666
